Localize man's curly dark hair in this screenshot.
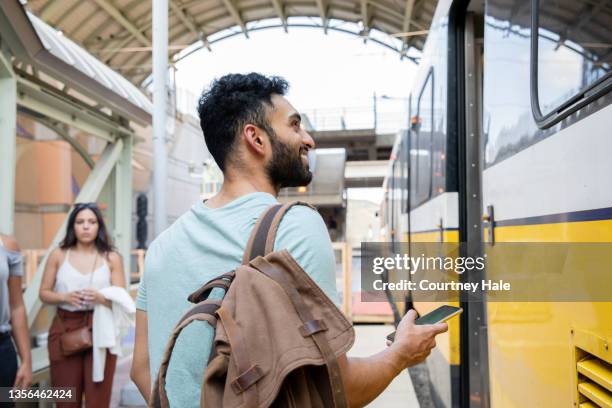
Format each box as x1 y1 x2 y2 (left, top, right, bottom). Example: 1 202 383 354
197 73 289 171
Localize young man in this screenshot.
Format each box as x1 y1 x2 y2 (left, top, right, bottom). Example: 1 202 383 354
131 73 447 407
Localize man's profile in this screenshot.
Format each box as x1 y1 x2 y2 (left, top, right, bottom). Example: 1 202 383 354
130 73 447 407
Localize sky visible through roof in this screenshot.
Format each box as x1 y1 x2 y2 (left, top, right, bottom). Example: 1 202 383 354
174 25 418 134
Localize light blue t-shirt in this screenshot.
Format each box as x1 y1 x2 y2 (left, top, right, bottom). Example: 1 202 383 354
136 192 339 407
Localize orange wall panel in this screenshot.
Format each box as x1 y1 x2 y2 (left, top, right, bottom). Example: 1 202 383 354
36 141 72 204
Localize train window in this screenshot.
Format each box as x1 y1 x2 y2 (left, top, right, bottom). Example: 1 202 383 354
409 126 418 209
401 131 409 213
390 160 397 239
398 134 406 214
531 0 612 128
414 68 434 206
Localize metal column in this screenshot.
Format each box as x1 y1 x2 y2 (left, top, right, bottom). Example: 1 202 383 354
0 49 16 235
152 0 168 236
114 133 133 286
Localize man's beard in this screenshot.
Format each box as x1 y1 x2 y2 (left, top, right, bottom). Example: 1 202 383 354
266 135 313 189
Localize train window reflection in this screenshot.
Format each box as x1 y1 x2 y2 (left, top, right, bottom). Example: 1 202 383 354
535 0 611 117
399 135 407 214
414 68 434 206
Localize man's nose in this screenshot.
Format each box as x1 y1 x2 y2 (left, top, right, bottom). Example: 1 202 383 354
302 130 315 150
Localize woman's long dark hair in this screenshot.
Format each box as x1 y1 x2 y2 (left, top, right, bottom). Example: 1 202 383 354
59 203 114 253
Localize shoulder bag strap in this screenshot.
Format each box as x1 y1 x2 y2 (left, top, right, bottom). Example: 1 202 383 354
241 201 316 265
241 204 281 264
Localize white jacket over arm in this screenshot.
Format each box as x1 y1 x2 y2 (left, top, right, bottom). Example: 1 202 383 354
92 286 136 382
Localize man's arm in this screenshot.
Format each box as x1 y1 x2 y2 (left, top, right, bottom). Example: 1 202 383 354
339 310 448 407
131 310 151 400
3 235 32 389
9 275 32 389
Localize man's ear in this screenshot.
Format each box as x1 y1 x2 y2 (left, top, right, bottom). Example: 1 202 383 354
243 124 266 156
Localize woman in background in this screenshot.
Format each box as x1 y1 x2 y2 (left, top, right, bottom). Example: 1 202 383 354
0 234 32 400
40 203 125 407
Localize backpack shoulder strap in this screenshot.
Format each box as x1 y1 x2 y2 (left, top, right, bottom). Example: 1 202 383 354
151 299 221 408
241 201 315 264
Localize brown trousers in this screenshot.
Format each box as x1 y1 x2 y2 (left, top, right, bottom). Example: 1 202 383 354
48 309 117 408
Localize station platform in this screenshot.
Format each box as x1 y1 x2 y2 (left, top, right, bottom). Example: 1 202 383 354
347 325 420 408
110 324 419 407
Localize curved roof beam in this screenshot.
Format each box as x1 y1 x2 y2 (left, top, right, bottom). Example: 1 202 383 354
175 22 419 65
221 0 249 38
315 0 329 33
270 0 288 32
361 0 370 38
400 0 415 56
92 0 152 46
169 0 211 50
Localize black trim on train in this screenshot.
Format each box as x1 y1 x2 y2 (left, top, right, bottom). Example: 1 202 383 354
449 2 469 408
411 227 460 234
494 206 612 227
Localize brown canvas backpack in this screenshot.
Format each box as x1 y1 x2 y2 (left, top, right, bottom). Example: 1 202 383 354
150 202 355 408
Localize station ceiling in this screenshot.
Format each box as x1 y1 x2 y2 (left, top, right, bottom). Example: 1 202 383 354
24 0 437 85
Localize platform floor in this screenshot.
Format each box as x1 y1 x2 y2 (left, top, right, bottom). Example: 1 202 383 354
348 324 420 408
111 324 420 407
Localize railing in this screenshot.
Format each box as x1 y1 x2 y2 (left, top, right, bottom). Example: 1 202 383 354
22 249 47 288
332 242 353 319
130 249 146 285
301 106 407 133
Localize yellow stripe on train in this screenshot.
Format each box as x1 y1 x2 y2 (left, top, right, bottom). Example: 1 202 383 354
485 219 612 407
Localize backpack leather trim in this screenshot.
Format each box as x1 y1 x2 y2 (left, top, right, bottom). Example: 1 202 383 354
231 365 264 394
299 319 328 337
188 271 235 303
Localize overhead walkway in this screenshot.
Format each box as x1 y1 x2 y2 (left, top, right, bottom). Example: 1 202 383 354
310 128 395 161
279 148 346 207
345 160 389 188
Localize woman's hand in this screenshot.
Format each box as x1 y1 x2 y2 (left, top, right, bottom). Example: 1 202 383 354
63 291 85 308
13 361 32 390
81 288 108 306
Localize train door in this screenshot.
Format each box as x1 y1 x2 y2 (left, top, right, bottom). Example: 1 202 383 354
456 5 490 408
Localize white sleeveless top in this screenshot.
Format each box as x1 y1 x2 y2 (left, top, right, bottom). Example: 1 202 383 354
54 250 111 311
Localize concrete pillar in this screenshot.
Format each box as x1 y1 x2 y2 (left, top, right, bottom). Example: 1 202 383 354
152 0 168 236
0 50 16 234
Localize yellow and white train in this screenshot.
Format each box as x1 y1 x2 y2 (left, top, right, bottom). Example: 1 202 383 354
380 0 611 406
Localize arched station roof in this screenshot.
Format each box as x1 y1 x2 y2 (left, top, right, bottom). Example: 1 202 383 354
24 0 437 84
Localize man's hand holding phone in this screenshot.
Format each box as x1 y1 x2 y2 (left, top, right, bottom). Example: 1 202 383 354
386 309 448 369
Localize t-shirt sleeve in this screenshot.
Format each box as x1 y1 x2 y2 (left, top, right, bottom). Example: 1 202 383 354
7 251 23 277
273 205 340 307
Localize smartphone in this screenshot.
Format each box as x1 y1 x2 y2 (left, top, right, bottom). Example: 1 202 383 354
386 305 463 343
